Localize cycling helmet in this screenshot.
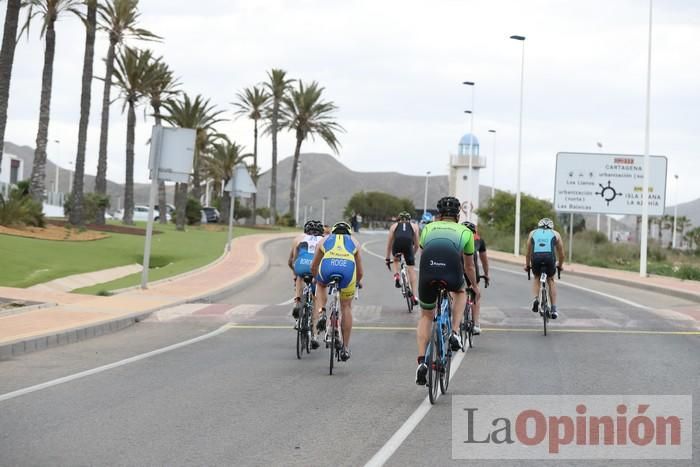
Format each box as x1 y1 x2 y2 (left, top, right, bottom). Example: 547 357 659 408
398 211 411 221
538 218 554 229
310 220 324 235
462 221 477 233
436 196 461 218
331 221 352 234
303 220 315 234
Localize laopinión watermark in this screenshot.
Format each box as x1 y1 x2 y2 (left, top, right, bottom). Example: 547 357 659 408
452 395 692 459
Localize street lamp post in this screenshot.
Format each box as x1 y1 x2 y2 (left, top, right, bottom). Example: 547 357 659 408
597 142 603 232
295 159 301 226
488 129 496 199
510 34 526 256
672 174 679 248
463 81 475 219
423 171 431 217
640 0 653 277
321 196 327 225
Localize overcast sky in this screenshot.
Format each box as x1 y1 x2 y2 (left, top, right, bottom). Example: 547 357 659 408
2 0 699 204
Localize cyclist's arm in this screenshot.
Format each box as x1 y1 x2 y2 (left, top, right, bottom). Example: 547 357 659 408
355 249 364 285
462 231 479 293
479 251 489 278
412 223 420 253
524 231 534 269
310 246 324 278
385 224 396 258
287 238 298 271
554 231 565 268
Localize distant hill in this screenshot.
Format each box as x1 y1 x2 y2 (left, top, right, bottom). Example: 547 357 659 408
255 153 496 223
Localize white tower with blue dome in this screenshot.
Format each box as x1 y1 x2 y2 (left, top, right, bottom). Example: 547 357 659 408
449 133 486 222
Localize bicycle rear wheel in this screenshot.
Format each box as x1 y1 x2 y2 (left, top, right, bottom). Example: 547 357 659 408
296 328 303 359
541 288 549 336
467 304 474 349
440 349 451 394
427 324 440 404
459 307 467 352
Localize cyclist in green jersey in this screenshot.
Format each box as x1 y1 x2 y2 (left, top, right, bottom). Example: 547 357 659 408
414 196 480 386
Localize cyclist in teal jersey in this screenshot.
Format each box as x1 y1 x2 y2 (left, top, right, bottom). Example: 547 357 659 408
524 218 565 318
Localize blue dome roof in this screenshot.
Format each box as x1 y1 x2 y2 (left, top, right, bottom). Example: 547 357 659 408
459 133 479 146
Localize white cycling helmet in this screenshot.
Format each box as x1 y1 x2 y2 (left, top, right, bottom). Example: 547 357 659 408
537 218 554 229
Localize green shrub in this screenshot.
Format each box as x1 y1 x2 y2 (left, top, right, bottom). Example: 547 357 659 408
185 197 203 225
0 184 45 227
63 192 110 222
276 213 296 227
677 264 700 281
256 206 271 220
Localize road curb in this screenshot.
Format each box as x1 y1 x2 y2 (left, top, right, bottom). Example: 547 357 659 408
0 234 293 360
491 255 700 304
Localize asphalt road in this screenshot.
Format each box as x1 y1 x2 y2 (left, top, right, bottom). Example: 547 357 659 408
1 232 698 466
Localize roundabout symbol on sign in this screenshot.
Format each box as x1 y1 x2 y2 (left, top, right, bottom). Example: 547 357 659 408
596 180 621 206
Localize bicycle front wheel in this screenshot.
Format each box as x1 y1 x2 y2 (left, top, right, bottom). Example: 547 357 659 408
427 323 440 404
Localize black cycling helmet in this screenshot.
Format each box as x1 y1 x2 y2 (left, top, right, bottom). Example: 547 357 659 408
303 220 315 234
331 221 352 234
462 220 477 233
538 218 554 229
309 220 323 235
437 196 461 218
398 211 411 221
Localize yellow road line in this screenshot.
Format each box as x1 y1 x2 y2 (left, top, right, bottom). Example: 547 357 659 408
225 324 700 335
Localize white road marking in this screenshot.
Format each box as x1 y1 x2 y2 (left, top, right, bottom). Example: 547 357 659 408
277 297 296 306
364 349 467 467
0 324 230 403
490 265 653 311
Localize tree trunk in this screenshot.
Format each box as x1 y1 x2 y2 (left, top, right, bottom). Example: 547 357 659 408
69 0 96 227
247 119 258 225
122 99 136 225
0 0 21 172
29 17 57 202
94 38 117 224
270 103 279 223
220 187 230 225
288 133 303 219
190 145 201 201
175 182 187 230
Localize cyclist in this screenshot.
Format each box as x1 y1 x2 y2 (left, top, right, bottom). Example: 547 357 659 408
310 221 364 361
462 221 490 335
287 220 324 323
385 211 419 307
415 196 480 385
524 217 565 319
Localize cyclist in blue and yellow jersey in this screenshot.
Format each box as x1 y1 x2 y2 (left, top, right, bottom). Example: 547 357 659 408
415 196 480 386
524 218 565 319
287 220 324 322
310 221 364 361
385 211 420 307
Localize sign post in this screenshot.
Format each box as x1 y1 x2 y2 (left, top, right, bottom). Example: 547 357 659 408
141 126 196 289
224 163 257 252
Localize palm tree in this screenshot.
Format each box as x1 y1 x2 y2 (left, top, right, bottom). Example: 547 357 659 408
93 0 157 224
281 80 343 220
201 138 250 224
161 93 225 230
69 0 97 226
24 0 83 202
0 0 23 171
676 215 691 247
263 68 293 223
112 47 156 225
144 59 179 224
233 85 269 224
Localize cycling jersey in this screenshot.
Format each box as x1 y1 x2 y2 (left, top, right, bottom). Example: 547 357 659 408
392 221 416 266
530 228 558 277
418 221 474 309
293 234 322 277
317 234 357 300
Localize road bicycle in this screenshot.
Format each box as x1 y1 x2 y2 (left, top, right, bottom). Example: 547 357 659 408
527 267 561 336
425 283 454 404
459 275 489 351
387 254 415 312
295 274 314 359
324 275 343 375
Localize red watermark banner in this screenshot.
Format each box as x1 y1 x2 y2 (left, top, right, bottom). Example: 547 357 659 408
452 395 692 459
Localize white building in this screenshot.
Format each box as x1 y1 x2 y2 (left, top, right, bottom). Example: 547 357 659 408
449 133 486 223
0 150 25 196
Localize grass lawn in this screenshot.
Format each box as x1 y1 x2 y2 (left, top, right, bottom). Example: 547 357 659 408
0 222 296 294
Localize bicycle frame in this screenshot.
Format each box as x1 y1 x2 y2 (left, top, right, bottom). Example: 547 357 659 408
326 277 342 375
425 288 453 404
396 253 414 312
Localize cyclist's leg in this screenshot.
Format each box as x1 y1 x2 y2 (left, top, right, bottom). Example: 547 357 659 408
451 289 466 334
339 297 353 347
313 282 328 332
404 247 418 299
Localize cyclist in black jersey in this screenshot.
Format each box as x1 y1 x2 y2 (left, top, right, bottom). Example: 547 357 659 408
462 221 490 335
385 211 419 306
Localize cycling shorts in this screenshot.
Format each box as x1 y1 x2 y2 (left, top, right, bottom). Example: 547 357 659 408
293 252 314 277
418 243 466 310
392 238 415 266
532 252 556 278
317 257 356 300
